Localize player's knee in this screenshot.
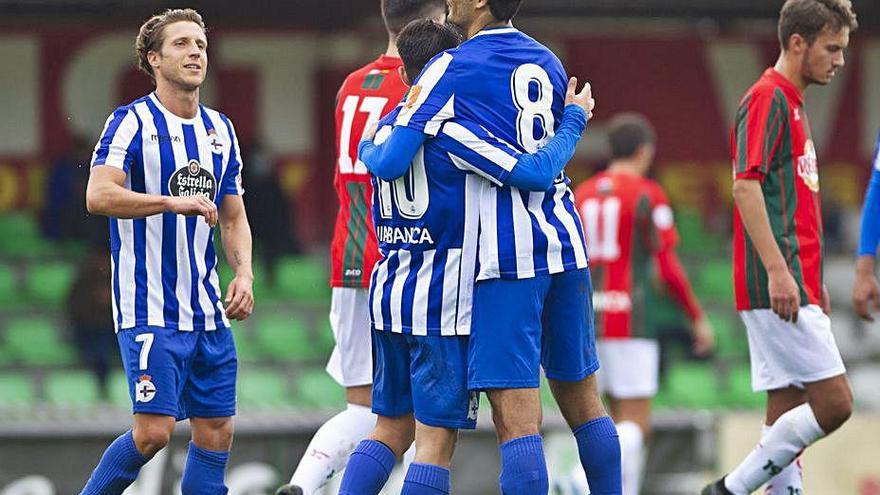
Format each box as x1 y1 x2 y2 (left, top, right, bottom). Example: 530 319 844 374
491 407 540 443
816 394 853 433
133 425 172 457
192 417 235 451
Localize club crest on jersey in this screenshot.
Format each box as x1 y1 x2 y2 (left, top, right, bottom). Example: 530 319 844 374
798 140 819 192
404 85 422 110
170 159 217 201
135 375 156 403
208 128 224 155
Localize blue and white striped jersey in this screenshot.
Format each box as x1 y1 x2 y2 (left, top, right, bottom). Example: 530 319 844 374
369 107 525 336
394 26 589 281
91 92 244 332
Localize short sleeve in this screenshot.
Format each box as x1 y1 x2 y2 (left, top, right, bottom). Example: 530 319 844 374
439 119 522 186
91 107 140 173
732 90 785 181
394 51 456 136
220 115 244 196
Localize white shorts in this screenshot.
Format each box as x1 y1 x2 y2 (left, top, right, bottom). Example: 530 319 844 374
740 304 846 392
596 338 660 399
325 287 373 387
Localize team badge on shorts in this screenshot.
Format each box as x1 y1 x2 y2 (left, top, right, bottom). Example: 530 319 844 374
169 159 218 201
135 374 157 403
467 391 480 421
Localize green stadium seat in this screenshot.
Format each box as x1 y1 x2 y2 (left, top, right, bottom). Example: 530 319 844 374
254 314 322 362
295 368 345 409
676 209 708 253
0 263 20 307
238 369 290 408
0 372 36 405
0 213 48 257
25 261 76 307
710 313 749 359
109 372 133 409
662 361 721 409
4 317 77 366
276 256 329 302
44 370 101 406
233 326 263 363
696 259 734 301
725 363 764 409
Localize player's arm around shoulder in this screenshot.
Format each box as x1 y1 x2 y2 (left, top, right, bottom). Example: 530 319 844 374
219 195 254 321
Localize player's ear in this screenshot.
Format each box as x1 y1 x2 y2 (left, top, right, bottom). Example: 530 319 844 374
399 66 412 87
147 50 161 70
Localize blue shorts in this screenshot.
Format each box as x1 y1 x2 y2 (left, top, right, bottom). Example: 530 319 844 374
468 268 599 390
372 330 478 430
117 326 237 420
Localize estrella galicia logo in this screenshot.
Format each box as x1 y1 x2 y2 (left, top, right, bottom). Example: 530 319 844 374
169 159 217 201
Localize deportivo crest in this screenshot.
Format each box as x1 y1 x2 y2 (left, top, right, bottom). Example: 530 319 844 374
797 140 819 192
467 391 480 421
169 159 217 201
135 375 156 403
208 128 224 155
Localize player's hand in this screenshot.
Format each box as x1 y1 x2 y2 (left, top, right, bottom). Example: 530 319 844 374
691 316 715 356
853 257 880 321
224 274 254 321
564 77 595 120
768 265 800 323
167 195 218 227
363 122 378 142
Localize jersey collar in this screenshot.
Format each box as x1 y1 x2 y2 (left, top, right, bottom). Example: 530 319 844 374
472 23 518 38
764 68 804 105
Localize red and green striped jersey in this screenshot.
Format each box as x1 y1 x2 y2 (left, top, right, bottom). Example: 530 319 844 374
575 171 702 339
732 68 823 310
330 55 408 288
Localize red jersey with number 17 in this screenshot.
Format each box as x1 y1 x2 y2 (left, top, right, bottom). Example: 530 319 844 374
575 171 703 339
732 68 823 311
331 55 408 288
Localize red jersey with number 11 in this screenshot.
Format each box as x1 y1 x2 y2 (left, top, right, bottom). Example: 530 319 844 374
575 171 703 339
330 55 408 288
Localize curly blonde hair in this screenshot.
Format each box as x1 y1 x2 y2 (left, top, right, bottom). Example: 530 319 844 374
779 0 858 49
135 8 206 81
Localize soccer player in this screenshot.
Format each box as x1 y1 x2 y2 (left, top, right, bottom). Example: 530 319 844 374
352 1 622 493
852 131 880 320
574 113 715 495
276 2 445 494
80 8 253 495
703 1 857 494
339 17 594 495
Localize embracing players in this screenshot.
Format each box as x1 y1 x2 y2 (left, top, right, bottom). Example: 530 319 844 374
574 113 715 495
276 2 446 494
339 15 594 494
81 8 253 494
346 1 622 493
704 1 858 494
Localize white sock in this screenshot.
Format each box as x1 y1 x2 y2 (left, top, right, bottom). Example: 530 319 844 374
724 404 824 495
290 403 377 494
617 421 645 495
383 441 416 493
761 424 804 495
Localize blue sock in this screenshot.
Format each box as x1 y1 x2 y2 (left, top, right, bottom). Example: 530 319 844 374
339 440 396 495
80 430 148 495
180 442 229 495
573 416 622 495
498 434 549 495
401 463 450 494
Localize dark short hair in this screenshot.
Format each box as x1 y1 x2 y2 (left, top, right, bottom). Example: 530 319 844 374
487 0 523 22
607 113 656 161
382 0 446 36
136 8 206 81
778 0 858 49
397 19 463 80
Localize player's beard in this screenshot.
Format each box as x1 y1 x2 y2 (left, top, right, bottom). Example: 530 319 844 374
800 50 829 86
